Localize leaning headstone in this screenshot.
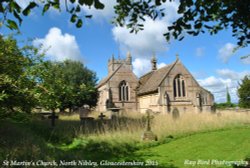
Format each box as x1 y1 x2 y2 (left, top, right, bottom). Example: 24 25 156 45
172 108 180 120
142 109 157 141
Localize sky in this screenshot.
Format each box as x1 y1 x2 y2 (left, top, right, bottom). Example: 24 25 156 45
1 0 250 103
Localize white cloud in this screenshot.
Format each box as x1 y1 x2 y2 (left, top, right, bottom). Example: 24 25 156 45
197 69 250 103
241 56 250 64
33 27 82 62
113 18 169 57
132 58 166 77
195 47 205 57
112 1 180 58
132 58 151 77
158 62 166 68
161 1 180 22
216 69 250 80
82 0 116 21
218 43 236 63
198 76 236 103
16 0 30 9
198 76 232 91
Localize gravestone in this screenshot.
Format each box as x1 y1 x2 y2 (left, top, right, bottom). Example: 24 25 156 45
79 105 94 132
98 113 106 133
35 107 42 113
79 105 90 120
172 108 180 119
80 117 94 133
142 109 157 141
98 113 106 120
48 111 59 127
108 107 120 120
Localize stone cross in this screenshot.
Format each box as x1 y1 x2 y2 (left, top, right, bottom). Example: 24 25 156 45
142 109 157 141
98 113 106 120
146 110 154 131
48 111 59 127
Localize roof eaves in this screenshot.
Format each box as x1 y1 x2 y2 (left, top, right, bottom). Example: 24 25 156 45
137 89 158 96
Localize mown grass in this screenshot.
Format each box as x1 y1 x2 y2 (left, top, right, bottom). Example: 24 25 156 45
0 110 250 167
125 126 250 168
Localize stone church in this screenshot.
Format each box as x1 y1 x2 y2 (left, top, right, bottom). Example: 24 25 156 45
96 52 214 113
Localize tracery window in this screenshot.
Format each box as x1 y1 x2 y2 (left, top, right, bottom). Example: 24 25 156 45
173 74 186 98
119 80 129 101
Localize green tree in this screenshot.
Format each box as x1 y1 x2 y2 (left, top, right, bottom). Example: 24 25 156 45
0 0 249 47
0 36 40 117
34 60 98 113
55 60 98 112
238 76 250 108
33 61 64 112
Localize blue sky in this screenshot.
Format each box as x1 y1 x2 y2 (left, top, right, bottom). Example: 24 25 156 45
1 0 250 103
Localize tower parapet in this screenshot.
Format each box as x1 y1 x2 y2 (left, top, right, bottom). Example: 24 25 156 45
108 52 133 74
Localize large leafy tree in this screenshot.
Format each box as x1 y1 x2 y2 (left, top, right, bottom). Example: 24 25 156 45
34 60 98 112
55 60 98 112
0 0 249 47
238 75 250 108
32 61 64 112
0 36 40 116
0 35 98 120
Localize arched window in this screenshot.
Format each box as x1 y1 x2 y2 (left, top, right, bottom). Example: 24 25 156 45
119 80 129 101
173 74 186 98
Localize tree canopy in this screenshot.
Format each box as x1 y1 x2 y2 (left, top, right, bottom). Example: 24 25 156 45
0 36 39 116
114 0 250 47
36 60 98 112
0 36 98 118
238 75 250 108
27 59 98 112
0 0 249 47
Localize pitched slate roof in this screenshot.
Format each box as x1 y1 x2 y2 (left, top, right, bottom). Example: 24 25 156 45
137 60 178 95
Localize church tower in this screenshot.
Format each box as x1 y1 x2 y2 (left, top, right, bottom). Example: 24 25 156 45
97 52 138 112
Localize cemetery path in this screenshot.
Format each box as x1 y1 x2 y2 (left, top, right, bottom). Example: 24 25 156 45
125 126 250 168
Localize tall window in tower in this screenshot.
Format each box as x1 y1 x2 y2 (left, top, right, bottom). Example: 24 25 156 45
173 74 186 98
119 80 129 101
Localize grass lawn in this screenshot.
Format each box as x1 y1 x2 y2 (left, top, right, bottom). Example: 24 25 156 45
125 126 250 168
